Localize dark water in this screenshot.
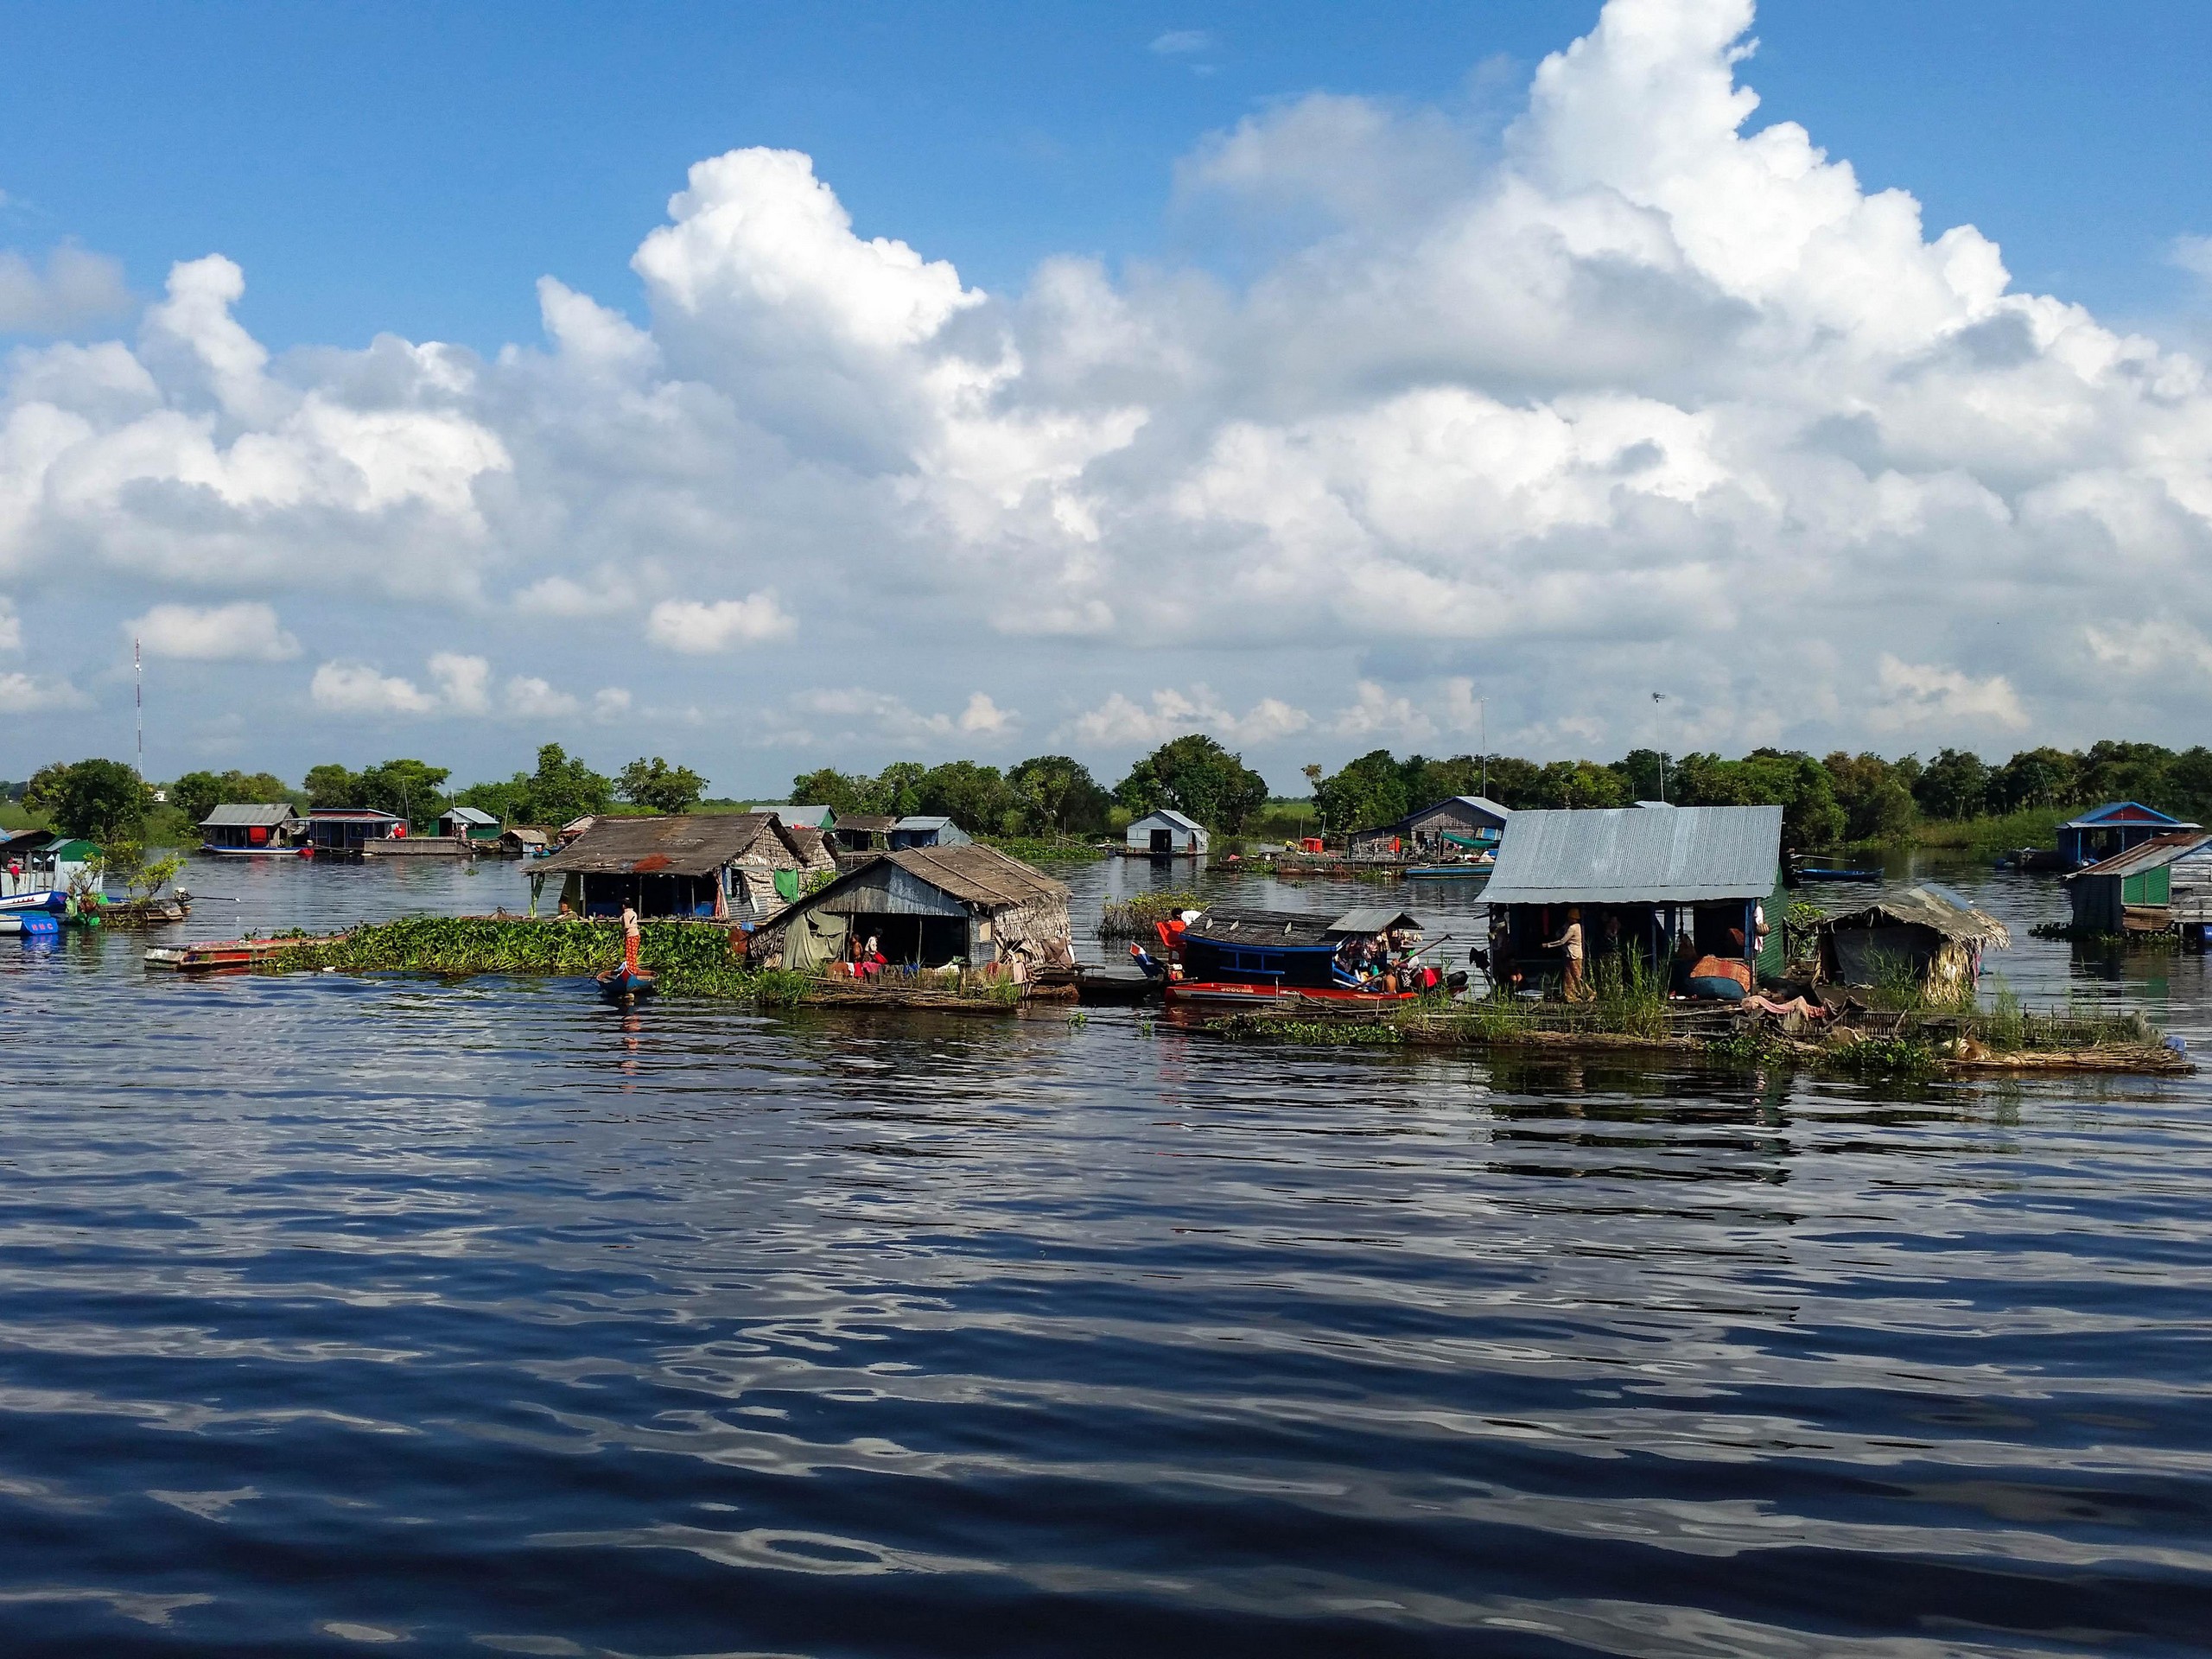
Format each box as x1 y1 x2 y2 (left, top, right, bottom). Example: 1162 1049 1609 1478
3 853 2211 1655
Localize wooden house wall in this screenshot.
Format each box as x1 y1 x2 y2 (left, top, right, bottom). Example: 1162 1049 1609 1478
2069 875 2124 933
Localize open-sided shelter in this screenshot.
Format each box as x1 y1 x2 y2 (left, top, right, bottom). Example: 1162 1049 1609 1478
532 812 810 919
1351 796 1511 857
1812 884 2011 1002
1479 804 1785 987
2058 802 2202 868
763 844 1070 971
199 802 302 853
438 806 502 842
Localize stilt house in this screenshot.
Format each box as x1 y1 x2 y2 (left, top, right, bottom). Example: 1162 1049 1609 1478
531 812 817 919
762 845 1070 971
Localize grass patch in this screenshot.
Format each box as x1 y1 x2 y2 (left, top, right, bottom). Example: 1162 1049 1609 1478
1206 1013 1404 1045
1912 805 2066 859
1099 887 1203 938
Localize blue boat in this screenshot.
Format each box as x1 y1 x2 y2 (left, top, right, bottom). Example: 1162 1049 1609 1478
596 963 657 1000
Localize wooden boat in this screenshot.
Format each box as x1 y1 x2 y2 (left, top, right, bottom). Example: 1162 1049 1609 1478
144 935 337 973
1160 905 1438 1010
1405 863 1491 880
0 888 66 914
596 963 657 1000
1792 866 1882 882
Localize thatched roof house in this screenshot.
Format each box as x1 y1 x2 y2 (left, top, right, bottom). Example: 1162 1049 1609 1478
1812 884 2010 1003
760 844 1071 971
532 812 814 919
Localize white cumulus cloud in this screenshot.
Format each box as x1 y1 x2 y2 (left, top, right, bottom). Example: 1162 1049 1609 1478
645 594 796 652
127 601 301 662
310 660 436 716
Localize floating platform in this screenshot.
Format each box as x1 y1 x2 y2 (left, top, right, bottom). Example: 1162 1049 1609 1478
144 935 340 973
360 837 474 857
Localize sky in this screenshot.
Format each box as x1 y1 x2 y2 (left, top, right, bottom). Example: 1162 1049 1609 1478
5 0 2212 796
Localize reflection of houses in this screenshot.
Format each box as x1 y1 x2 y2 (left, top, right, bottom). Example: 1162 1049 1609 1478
306 807 405 854
1813 884 2010 1002
891 816 970 850
1481 804 1785 986
200 803 303 854
1351 796 1511 859
2066 833 2212 934
438 806 502 843
2058 802 2202 868
762 845 1070 971
532 813 817 919
1126 809 1207 857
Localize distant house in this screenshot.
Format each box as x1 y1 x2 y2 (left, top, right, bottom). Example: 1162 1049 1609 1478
557 817 596 846
1351 796 1511 858
1480 804 1786 988
760 844 1071 971
496 826 551 858
532 812 816 919
438 806 502 842
831 814 896 853
773 804 836 830
305 807 405 854
890 816 971 849
200 802 302 854
2065 832 2212 933
1126 809 1207 856
2057 802 2202 869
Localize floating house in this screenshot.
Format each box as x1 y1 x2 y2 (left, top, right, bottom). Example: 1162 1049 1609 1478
437 806 503 843
2064 832 2212 934
557 816 596 846
890 816 971 850
1350 795 1512 859
2057 802 2202 869
532 812 816 919
199 802 302 854
304 807 406 854
1126 809 1207 857
831 814 896 853
1812 884 2011 1003
1479 804 1785 988
762 844 1071 971
496 826 551 858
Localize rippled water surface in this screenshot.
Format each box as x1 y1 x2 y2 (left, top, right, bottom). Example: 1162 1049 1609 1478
3 852 2211 1655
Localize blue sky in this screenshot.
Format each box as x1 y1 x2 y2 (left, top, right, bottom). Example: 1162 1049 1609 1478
4 0 2212 793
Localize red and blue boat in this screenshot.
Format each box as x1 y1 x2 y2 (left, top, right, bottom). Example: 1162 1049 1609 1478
1157 906 1446 1009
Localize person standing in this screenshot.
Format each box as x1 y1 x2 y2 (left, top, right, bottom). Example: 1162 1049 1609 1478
1544 906 1588 1001
620 900 641 977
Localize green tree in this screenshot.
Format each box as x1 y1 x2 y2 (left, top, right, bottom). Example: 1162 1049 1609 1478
1313 749 1413 833
168 769 295 825
790 768 871 815
1987 747 2078 813
1478 756 1544 810
617 756 707 814
449 777 531 824
519 744 613 823
303 764 364 809
1115 734 1270 831
1007 755 1111 836
1912 748 1989 822
1527 760 1630 810
914 760 1020 835
2075 740 2177 811
1822 752 1918 842
868 761 927 818
96 838 185 903
1402 753 1488 804
24 759 149 841
357 759 452 830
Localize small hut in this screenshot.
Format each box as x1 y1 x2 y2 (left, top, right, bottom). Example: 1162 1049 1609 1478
305 807 405 853
891 816 971 849
532 813 810 919
438 806 502 843
831 814 896 853
1127 809 1207 856
2065 832 2212 934
762 845 1070 972
496 826 550 858
1812 884 2011 1002
2057 802 2202 868
1352 795 1510 858
200 802 303 853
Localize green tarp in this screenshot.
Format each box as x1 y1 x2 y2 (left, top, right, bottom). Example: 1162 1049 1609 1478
773 868 802 902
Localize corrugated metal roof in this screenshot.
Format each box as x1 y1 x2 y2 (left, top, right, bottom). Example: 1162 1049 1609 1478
1131 809 1205 832
538 813 791 878
774 804 836 829
200 803 297 827
442 806 498 825
1479 805 1783 906
310 807 402 822
1188 906 1422 947
895 816 952 830
2065 831 2212 880
2061 801 2200 830
1330 906 1424 935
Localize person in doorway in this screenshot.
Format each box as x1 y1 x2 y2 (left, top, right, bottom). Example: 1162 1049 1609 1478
1543 907 1588 1001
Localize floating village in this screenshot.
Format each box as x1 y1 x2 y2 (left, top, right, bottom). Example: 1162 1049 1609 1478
2 782 2199 1080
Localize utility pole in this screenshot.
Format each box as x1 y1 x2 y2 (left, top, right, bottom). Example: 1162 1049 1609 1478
1478 697 1487 799
1650 691 1667 803
135 637 143 781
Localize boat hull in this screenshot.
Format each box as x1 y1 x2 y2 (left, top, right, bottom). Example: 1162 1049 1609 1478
0 889 66 914
1164 980 1421 1010
597 966 657 999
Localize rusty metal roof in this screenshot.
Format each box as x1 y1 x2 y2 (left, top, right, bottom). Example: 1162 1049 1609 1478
537 812 795 878
2066 830 2212 880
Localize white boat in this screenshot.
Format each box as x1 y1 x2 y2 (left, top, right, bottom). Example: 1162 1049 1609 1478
0 888 65 914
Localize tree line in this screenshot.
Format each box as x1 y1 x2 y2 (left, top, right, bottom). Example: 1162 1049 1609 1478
1311 740 2212 849
791 734 1273 836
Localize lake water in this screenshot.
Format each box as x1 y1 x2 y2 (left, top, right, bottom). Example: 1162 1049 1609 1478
2 851 2210 1655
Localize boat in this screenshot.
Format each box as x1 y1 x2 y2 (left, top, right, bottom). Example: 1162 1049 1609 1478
596 963 657 1000
1792 865 1883 882
0 888 67 914
1160 905 1452 1009
144 935 338 973
1405 863 1492 880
